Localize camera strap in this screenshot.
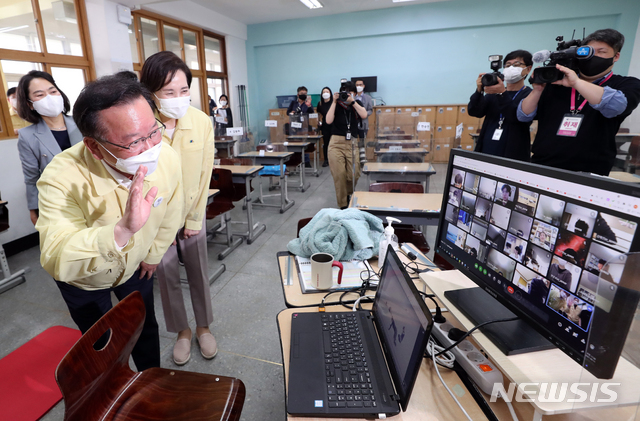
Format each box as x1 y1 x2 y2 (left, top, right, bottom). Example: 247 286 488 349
570 72 613 114
344 107 352 140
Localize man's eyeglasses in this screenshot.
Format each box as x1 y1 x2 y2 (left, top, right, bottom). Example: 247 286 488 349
98 119 165 150
504 61 526 68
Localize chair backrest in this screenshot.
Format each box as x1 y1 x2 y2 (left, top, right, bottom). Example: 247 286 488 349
369 182 424 194
210 168 235 197
629 136 640 165
618 128 630 134
219 158 252 166
297 217 312 237
56 291 145 420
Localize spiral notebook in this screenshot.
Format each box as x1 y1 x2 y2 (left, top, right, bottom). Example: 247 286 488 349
295 256 378 293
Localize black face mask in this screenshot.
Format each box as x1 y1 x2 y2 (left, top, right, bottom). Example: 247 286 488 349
298 94 307 101
578 55 614 77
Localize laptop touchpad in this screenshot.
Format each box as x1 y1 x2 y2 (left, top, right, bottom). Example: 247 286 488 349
292 332 322 359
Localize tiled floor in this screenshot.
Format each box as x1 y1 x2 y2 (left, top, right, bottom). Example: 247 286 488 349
1 162 448 421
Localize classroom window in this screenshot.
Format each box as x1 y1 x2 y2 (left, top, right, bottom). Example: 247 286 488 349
163 24 181 59
204 36 222 72
191 77 202 111
140 18 160 61
183 29 199 70
207 77 225 102
0 0 94 140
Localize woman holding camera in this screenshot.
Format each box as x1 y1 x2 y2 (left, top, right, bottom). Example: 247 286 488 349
316 86 333 167
325 81 368 209
16 71 83 225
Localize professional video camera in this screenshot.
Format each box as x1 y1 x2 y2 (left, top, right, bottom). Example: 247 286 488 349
339 78 350 101
529 34 594 84
481 55 504 87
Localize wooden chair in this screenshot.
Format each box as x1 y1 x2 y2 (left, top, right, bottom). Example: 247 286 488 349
368 182 430 254
219 158 255 203
207 168 243 259
625 136 640 174
297 217 313 237
55 291 245 421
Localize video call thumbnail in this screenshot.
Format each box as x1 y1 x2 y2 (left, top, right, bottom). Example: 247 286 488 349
494 183 516 207
530 220 559 252
475 197 492 222
576 271 598 305
444 203 458 224
448 187 462 208
471 218 488 241
546 284 594 332
508 211 534 240
478 177 497 201
524 243 552 276
486 247 516 280
490 203 511 231
513 263 550 305
461 192 477 214
515 188 539 217
451 169 465 189
535 195 566 227
486 224 506 250
592 212 638 253
554 230 588 266
562 203 597 238
504 233 527 263
548 255 582 293
585 242 625 284
446 222 467 249
464 173 480 195
464 234 487 261
457 209 472 232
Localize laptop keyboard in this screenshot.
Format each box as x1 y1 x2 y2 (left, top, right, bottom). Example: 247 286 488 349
321 313 377 409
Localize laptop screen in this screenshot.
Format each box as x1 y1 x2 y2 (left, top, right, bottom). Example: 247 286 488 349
372 246 432 411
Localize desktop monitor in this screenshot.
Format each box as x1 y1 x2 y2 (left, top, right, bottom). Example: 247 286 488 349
350 76 377 93
435 149 640 379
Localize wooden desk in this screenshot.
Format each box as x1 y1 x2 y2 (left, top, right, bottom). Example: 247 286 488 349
215 137 237 157
362 163 436 193
608 171 640 183
283 142 311 192
421 270 640 421
239 151 295 213
213 165 266 244
286 135 323 177
349 191 442 227
207 189 219 205
375 139 421 148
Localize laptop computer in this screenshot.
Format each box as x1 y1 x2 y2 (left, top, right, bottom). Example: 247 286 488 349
287 246 433 418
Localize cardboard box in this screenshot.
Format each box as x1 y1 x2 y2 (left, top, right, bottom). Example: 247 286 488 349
435 106 458 126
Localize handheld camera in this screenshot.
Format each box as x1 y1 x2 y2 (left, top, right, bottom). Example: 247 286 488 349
339 78 350 101
529 34 594 84
481 55 504 87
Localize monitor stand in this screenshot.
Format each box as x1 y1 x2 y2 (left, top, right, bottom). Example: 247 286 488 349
444 287 554 355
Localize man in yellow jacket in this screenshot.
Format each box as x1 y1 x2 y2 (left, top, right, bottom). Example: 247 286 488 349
36 72 183 370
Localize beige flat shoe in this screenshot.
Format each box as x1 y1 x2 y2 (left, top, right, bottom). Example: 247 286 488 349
173 337 191 365
197 333 218 359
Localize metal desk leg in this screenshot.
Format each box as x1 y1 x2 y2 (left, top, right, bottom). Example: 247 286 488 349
313 144 321 176
425 175 430 193
280 160 295 213
208 263 226 284
0 246 26 294
243 179 265 243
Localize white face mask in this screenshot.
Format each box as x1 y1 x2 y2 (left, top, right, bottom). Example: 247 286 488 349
100 141 162 176
356 86 364 93
32 94 64 118
155 94 190 119
10 98 17 109
322 92 330 99
503 66 525 84
220 100 227 106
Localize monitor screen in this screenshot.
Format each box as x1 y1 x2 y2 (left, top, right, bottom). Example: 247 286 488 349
350 76 377 93
436 150 640 378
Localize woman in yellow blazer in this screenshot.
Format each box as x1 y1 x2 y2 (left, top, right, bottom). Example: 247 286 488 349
141 51 216 365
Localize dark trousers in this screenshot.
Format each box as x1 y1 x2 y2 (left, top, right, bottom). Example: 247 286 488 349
56 270 160 371
322 130 331 162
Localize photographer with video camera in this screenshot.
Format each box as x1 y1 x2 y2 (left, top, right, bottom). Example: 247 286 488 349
325 80 368 209
518 29 640 175
468 50 533 161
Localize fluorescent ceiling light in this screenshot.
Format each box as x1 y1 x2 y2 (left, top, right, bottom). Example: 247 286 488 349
300 0 323 9
392 0 416 2
0 25 29 34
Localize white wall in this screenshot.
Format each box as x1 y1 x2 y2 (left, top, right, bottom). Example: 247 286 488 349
85 0 134 77
623 16 640 132
0 138 37 245
226 35 249 132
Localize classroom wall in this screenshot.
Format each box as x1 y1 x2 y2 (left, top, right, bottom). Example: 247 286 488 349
246 0 640 140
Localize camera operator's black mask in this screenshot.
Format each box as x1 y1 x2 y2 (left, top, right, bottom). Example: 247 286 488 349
578 55 614 77
298 94 307 101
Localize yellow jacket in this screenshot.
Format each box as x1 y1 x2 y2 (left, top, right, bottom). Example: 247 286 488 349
36 142 184 290
158 106 215 231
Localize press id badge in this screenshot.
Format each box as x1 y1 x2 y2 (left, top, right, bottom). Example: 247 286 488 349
557 114 584 137
492 129 503 141
346 133 351 140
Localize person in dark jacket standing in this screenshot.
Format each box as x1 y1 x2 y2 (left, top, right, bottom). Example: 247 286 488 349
316 86 333 167
469 50 533 161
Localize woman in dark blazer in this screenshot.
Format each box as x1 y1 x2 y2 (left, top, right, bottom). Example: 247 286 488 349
213 94 233 138
16 71 82 225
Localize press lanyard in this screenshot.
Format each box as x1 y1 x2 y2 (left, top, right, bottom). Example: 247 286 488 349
498 86 525 129
344 107 352 137
570 72 613 114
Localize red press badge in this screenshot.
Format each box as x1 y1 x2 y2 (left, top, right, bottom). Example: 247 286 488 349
557 114 584 137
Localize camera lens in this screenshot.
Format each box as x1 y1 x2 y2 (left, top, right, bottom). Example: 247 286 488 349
481 73 498 87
